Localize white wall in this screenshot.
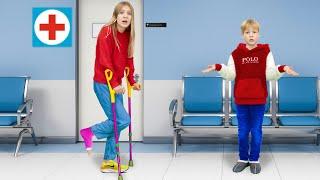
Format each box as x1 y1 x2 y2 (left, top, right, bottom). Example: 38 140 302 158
0 80 76 140
144 80 183 137
29 80 76 137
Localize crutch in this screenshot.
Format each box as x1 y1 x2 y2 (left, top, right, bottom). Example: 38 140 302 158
125 67 139 167
105 69 123 180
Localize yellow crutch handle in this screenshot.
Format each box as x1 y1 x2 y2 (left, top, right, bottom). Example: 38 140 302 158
105 69 116 103
125 67 132 98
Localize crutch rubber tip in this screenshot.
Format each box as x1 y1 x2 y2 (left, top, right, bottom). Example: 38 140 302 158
118 175 123 180
129 160 134 167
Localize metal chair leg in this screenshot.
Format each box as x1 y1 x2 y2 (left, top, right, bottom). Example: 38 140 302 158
173 129 178 158
177 133 182 146
14 129 29 157
29 127 38 146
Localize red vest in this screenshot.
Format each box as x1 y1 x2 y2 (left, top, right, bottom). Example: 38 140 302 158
232 43 270 105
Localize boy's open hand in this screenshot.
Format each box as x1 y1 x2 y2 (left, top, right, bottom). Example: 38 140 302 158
202 65 216 73
284 66 299 76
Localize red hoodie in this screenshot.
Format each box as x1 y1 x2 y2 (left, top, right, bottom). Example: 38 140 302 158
93 26 135 88
217 43 285 105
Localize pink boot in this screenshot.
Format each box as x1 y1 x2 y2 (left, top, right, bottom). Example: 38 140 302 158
80 127 94 151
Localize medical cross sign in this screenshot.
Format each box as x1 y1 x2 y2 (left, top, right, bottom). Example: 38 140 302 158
33 8 72 47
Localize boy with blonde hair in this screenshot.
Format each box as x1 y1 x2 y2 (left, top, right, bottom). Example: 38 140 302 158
203 19 298 174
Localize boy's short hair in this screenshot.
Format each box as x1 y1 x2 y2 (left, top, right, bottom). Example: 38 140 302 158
241 19 260 34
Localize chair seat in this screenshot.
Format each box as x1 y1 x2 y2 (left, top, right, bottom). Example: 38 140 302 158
231 117 272 126
0 116 17 126
181 116 223 126
279 116 320 126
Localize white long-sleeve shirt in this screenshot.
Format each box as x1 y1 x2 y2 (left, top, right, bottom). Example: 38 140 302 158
217 52 284 81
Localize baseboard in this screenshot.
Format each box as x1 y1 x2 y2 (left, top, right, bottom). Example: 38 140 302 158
144 135 318 144
143 136 172 144
1 135 317 144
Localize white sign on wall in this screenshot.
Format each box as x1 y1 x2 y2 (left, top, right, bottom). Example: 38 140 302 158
92 23 105 38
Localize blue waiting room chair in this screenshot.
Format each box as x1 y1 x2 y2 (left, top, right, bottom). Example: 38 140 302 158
169 76 320 157
0 77 37 156
169 76 225 157
276 77 320 144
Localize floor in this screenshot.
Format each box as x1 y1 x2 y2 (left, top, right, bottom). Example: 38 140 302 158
1 143 320 180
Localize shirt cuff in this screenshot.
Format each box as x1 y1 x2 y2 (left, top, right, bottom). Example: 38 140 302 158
215 64 222 71
278 65 286 73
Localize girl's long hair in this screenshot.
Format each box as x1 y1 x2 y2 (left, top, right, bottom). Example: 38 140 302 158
105 1 135 58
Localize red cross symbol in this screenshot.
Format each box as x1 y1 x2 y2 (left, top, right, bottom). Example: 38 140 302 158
39 14 65 40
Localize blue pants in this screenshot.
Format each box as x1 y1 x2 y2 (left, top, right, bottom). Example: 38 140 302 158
236 104 265 162
91 82 130 160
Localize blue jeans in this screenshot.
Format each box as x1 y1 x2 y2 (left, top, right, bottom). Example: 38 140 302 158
91 82 130 160
236 104 265 162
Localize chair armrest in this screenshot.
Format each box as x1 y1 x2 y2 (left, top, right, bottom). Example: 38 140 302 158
17 99 33 125
169 99 178 127
17 99 33 113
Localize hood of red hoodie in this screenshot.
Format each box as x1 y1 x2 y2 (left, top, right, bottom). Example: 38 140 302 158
236 43 269 53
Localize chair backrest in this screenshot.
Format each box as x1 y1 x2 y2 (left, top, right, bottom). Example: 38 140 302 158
183 76 223 113
277 77 318 113
0 77 28 112
230 81 271 113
